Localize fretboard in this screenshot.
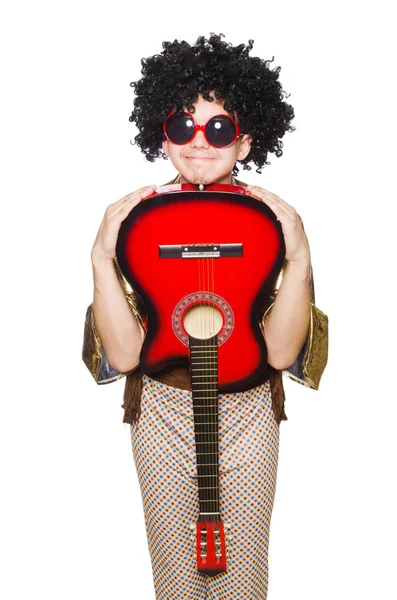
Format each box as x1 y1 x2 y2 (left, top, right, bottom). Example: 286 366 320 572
189 334 220 522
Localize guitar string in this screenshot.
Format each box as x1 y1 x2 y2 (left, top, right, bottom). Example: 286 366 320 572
207 245 212 517
200 251 205 514
197 249 203 512
206 247 213 516
213 243 218 519
196 229 219 518
211 241 217 519
208 247 213 518
211 242 217 517
199 247 209 514
202 248 208 514
212 244 217 518
199 248 206 514
210 241 217 518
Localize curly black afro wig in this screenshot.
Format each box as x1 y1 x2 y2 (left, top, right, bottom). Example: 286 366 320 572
129 33 296 176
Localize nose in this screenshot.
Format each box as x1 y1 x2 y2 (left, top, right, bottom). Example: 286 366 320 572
190 128 209 149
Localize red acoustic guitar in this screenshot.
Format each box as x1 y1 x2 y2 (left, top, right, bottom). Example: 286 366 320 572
116 183 285 575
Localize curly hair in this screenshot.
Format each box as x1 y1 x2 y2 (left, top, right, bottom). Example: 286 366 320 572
129 33 296 176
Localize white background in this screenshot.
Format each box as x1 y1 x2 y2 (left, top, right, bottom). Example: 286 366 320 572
1 1 396 598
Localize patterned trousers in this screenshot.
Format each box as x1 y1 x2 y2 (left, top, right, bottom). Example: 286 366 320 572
130 374 280 599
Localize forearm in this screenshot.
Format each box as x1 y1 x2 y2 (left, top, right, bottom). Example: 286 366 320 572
263 259 311 370
92 258 144 372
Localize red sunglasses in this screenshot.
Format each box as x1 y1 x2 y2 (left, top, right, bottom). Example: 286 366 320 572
163 111 242 149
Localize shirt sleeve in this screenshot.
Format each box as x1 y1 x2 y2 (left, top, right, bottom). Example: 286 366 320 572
260 244 328 391
81 257 148 384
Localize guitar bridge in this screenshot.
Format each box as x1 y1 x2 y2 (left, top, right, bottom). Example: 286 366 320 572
159 244 243 259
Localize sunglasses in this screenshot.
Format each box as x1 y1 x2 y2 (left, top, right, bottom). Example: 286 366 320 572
163 111 242 149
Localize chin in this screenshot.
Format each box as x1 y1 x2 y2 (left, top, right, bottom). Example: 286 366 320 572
180 166 230 186
189 174 213 185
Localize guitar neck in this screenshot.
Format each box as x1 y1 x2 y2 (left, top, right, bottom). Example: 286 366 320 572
189 334 220 522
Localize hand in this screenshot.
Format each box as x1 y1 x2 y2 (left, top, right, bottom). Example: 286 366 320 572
245 185 311 265
91 185 157 264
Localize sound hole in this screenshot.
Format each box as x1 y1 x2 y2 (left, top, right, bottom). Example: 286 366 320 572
183 304 223 340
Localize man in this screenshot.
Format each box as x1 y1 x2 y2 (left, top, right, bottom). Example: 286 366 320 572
82 33 328 599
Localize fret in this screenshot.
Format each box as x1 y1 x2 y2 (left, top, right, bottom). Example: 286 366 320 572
193 412 218 416
195 441 219 445
197 467 219 470
194 401 217 405
192 387 218 391
190 346 218 350
195 458 219 462
195 429 218 432
197 465 217 477
192 399 218 402
191 373 217 377
199 486 219 490
198 495 219 498
197 468 219 471
200 512 220 515
195 429 218 433
197 474 218 477
191 360 217 371
194 422 218 426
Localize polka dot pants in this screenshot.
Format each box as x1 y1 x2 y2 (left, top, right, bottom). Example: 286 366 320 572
130 374 280 599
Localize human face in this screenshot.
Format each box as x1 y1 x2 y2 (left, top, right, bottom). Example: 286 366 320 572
162 94 253 185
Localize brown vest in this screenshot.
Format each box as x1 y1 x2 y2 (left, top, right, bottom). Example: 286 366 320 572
121 362 287 427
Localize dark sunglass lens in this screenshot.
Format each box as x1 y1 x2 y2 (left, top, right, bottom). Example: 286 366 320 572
206 116 237 147
165 113 195 144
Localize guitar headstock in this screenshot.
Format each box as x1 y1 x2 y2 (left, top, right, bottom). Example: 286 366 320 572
190 519 232 576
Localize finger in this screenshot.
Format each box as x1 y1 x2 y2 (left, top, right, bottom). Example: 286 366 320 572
106 185 157 217
263 190 295 212
246 186 296 221
108 185 157 210
246 185 291 211
250 194 290 223
246 185 295 211
246 187 293 222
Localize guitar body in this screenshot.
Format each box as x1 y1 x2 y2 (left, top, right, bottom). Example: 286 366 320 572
116 184 285 391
